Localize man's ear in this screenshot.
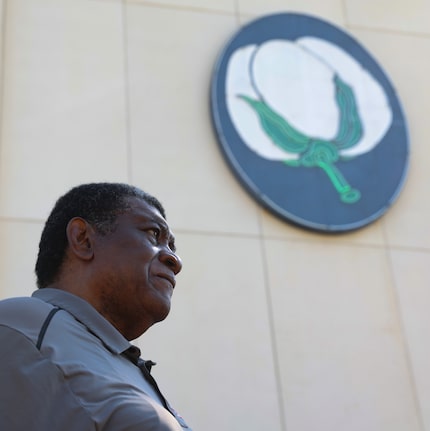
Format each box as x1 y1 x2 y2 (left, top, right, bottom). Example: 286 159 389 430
66 217 95 261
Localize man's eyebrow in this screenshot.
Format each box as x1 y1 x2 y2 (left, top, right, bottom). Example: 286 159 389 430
147 216 177 253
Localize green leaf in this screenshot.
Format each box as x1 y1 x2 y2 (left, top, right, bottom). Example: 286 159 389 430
238 95 310 154
332 75 363 149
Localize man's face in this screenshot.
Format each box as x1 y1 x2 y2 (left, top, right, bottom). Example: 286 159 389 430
92 197 182 340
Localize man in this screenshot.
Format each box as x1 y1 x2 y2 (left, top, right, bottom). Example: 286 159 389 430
0 183 192 430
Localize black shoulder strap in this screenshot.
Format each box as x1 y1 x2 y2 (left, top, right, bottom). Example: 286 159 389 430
36 307 61 350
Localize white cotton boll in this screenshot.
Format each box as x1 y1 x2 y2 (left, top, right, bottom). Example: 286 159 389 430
225 37 392 162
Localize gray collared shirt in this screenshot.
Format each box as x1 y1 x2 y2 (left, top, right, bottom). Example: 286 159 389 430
0 288 191 430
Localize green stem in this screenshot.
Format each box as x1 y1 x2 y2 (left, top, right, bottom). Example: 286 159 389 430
318 161 361 203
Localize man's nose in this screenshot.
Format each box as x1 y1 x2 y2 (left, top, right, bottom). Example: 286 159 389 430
159 249 183 274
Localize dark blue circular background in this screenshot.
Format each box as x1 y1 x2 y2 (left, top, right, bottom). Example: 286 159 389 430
210 13 409 232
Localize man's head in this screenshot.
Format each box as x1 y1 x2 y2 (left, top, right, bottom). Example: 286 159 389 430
35 183 182 339
35 183 165 289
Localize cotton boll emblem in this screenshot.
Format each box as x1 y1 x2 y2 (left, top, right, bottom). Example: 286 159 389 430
226 39 392 204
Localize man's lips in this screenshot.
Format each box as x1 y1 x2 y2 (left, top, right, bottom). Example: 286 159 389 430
155 273 176 289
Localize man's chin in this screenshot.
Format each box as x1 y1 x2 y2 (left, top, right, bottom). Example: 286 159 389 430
153 298 172 323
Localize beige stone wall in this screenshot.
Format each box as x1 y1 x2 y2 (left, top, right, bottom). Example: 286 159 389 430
0 1 429 431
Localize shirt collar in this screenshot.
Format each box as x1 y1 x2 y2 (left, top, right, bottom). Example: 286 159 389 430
32 288 131 355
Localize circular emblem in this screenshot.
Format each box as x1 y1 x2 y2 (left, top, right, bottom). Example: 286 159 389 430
211 13 409 232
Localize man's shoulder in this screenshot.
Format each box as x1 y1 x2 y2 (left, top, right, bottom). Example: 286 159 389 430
0 295 56 340
0 321 97 430
0 295 53 319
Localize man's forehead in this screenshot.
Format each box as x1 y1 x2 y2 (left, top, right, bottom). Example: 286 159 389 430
125 197 173 234
126 197 164 220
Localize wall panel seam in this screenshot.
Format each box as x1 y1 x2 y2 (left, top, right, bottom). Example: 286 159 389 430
258 210 288 431
384 245 426 431
121 0 133 183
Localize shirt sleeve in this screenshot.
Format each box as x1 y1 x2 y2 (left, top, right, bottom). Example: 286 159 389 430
0 325 96 431
0 325 188 431
101 395 187 431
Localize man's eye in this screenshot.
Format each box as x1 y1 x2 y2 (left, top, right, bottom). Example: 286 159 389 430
148 228 160 240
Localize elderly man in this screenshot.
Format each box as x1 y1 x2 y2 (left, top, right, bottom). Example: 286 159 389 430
0 183 191 430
